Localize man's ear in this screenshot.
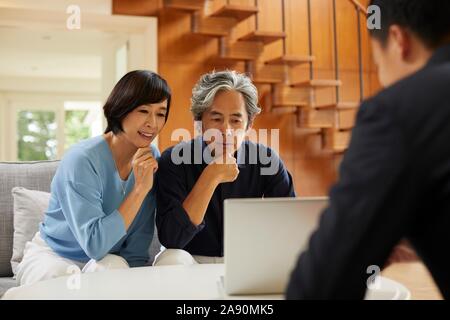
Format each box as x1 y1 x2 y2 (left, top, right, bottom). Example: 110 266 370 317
389 25 412 60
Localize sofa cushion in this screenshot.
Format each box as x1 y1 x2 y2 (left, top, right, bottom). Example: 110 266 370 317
11 187 51 274
0 277 17 298
0 161 58 277
148 228 162 265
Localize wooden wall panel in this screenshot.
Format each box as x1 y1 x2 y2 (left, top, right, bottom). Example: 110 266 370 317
114 0 381 196
112 0 162 16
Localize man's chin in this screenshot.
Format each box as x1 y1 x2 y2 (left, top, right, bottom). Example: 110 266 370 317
206 145 233 157
219 145 237 155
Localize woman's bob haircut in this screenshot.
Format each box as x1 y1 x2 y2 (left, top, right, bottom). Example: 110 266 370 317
103 70 172 134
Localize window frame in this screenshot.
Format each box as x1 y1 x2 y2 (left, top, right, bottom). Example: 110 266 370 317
1 94 103 161
11 99 64 161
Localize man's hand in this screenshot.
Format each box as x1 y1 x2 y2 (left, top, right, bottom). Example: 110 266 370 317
206 153 240 184
384 242 419 268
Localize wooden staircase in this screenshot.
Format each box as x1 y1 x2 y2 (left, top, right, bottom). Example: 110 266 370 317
155 0 365 153
238 31 287 45
164 0 205 12
266 55 315 66
209 4 259 22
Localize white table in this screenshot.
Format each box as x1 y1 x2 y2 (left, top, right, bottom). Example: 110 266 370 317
3 264 282 300
2 264 411 300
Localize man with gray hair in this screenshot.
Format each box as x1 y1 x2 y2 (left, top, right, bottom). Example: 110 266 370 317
154 70 295 265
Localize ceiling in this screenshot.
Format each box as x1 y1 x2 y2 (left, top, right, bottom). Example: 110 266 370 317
0 2 156 94
0 26 119 79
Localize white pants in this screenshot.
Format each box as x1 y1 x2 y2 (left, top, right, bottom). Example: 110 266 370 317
15 232 129 286
153 248 224 266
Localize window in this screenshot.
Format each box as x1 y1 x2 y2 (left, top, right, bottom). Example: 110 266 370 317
9 99 103 161
17 110 57 161
63 101 103 152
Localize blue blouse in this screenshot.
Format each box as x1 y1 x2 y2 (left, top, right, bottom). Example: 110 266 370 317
40 135 159 267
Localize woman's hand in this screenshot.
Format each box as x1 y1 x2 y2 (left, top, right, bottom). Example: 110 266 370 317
132 147 158 194
118 148 157 230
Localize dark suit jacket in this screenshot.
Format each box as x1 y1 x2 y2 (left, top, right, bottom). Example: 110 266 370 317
286 44 450 300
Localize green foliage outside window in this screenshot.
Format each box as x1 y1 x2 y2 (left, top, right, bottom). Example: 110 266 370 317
17 111 57 161
64 110 90 151
17 109 91 161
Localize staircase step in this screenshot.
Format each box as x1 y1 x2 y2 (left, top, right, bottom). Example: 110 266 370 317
336 108 358 130
299 109 334 129
272 101 309 108
272 84 310 107
210 4 258 22
322 128 352 153
271 106 298 114
248 63 286 84
220 40 264 61
297 127 323 134
294 106 358 130
193 29 229 37
266 55 315 66
313 103 358 130
164 0 204 12
239 31 286 45
330 146 347 154
314 101 360 110
253 77 284 84
291 79 342 89
192 15 236 37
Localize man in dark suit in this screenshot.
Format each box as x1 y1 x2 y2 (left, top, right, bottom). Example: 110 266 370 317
286 0 450 299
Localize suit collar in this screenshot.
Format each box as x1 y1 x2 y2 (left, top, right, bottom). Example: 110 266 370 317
426 43 450 67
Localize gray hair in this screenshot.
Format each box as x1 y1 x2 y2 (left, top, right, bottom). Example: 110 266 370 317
190 70 261 124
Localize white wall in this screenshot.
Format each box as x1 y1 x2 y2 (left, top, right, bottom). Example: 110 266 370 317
0 94 13 161
0 76 101 94
0 93 6 161
0 0 112 14
0 3 158 161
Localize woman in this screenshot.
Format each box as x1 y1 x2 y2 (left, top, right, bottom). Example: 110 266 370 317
16 70 171 286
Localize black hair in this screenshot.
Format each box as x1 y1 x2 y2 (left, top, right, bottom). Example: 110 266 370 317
103 70 171 134
369 0 450 48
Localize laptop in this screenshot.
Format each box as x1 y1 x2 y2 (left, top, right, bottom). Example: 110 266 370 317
222 197 328 295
